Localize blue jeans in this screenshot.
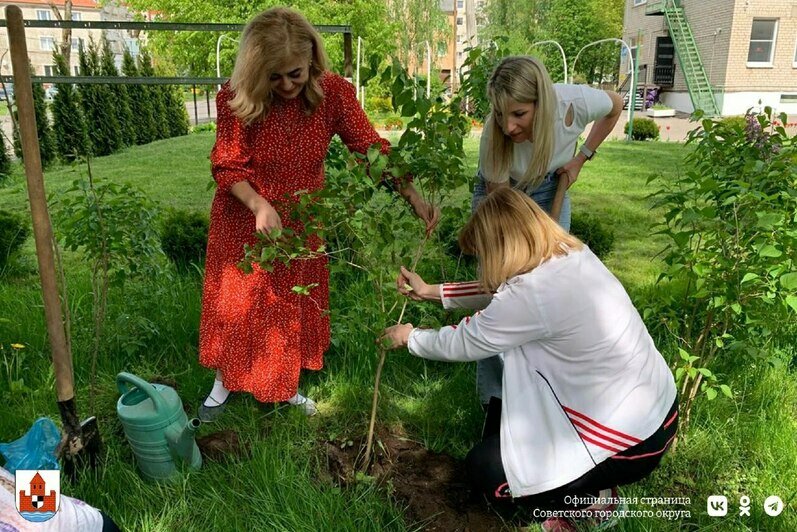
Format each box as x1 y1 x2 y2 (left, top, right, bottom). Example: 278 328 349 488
471 170 571 404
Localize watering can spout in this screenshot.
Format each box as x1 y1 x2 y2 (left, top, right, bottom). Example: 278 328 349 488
165 418 202 468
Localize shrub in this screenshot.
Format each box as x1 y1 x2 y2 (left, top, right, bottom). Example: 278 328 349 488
570 214 615 259
648 108 797 427
191 122 216 134
718 115 746 131
160 209 209 271
624 118 660 140
78 39 122 157
366 95 392 114
0 209 29 269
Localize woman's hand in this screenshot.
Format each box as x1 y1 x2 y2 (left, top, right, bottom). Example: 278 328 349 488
254 201 283 235
377 323 414 350
410 197 441 236
397 266 432 301
556 156 585 189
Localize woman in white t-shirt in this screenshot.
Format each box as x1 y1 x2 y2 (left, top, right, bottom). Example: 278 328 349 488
380 188 677 527
474 56 624 406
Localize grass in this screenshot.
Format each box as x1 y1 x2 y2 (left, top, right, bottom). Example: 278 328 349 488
1 133 796 531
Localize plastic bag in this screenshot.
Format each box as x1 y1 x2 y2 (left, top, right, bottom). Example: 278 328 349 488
0 417 61 473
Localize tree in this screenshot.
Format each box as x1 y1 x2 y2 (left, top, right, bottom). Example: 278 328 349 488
122 49 156 145
78 39 122 156
387 0 449 71
13 64 56 168
138 49 170 141
0 131 11 181
100 38 137 147
48 0 74 72
164 86 189 138
52 51 89 162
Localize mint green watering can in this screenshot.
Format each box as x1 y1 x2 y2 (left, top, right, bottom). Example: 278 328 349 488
116 372 202 482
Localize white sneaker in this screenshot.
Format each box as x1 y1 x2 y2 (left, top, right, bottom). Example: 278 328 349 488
287 393 317 416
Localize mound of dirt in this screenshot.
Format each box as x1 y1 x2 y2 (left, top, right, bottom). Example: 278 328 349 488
325 430 513 531
197 430 250 462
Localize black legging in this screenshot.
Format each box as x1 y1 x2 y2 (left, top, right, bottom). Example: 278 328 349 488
466 397 678 510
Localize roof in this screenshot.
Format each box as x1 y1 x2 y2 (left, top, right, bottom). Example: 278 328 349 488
2 0 99 9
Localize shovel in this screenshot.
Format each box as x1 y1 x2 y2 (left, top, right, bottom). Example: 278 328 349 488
5 6 101 472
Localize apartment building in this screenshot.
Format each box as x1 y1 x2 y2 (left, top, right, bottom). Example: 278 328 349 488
622 0 797 116
0 0 141 78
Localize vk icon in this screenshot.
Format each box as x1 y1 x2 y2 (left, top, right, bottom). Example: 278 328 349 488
707 495 728 517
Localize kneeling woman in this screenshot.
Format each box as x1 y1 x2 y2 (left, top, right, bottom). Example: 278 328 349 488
380 188 677 516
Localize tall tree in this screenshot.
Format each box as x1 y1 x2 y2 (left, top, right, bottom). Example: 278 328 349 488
138 49 169 140
52 50 89 161
387 0 449 71
122 49 156 145
99 38 137 147
13 64 56 168
78 39 122 156
49 0 74 72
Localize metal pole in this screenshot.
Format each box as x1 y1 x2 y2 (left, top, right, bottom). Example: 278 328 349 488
356 36 361 104
628 39 639 142
343 32 353 78
216 34 222 91
528 40 568 83
426 40 431 99
206 87 210 119
192 84 198 125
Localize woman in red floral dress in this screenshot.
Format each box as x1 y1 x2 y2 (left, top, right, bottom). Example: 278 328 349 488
197 7 438 421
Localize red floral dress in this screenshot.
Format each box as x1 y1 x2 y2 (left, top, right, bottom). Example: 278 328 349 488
199 73 389 402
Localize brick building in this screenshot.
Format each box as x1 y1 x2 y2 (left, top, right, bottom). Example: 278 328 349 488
622 0 797 116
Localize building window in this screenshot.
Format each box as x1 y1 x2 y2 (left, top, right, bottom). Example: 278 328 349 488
793 38 797 67
456 17 463 25
36 10 52 21
125 38 140 56
72 12 82 21
43 65 54 76
747 19 777 66
73 66 80 76
457 0 464 7
71 38 85 51
40 37 56 51
634 0 646 5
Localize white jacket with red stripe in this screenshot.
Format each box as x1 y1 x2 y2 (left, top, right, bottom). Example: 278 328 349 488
407 247 677 497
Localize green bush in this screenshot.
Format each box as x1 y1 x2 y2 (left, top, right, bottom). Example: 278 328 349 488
0 209 29 269
570 214 615 259
0 130 12 182
191 122 216 134
383 116 404 130
366 95 392 114
160 209 209 271
719 115 746 130
624 118 660 141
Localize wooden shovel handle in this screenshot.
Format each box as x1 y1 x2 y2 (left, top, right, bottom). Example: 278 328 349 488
6 6 74 402
550 172 569 225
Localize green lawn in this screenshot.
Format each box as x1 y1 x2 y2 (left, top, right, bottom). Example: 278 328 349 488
0 133 795 531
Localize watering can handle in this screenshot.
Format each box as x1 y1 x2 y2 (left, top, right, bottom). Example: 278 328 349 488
116 372 167 412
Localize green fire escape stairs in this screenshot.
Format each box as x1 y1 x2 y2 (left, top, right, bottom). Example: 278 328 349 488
646 0 721 117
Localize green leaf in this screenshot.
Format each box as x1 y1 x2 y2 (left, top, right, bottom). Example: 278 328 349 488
759 245 782 258
719 384 732 398
697 367 713 377
678 348 692 361
705 387 718 400
779 272 797 290
755 212 781 229
785 296 797 313
741 273 759 284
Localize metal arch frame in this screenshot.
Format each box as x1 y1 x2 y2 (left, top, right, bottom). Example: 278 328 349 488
215 34 239 89
0 19 354 85
571 38 636 142
526 40 568 84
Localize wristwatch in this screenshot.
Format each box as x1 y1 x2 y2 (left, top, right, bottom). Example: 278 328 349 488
579 144 596 161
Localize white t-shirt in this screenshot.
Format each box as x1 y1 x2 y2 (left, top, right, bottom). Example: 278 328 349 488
479 84 613 183
408 247 677 497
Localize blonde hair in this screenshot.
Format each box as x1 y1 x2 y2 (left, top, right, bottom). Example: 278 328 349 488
486 56 557 190
459 188 582 291
228 7 330 125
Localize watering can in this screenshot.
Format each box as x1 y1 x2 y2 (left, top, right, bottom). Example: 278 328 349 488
116 372 202 482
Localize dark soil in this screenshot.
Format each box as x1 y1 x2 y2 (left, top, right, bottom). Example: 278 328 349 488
324 430 514 531
197 430 250 462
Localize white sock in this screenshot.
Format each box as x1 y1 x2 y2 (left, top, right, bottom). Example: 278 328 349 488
287 393 309 405
203 372 230 407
